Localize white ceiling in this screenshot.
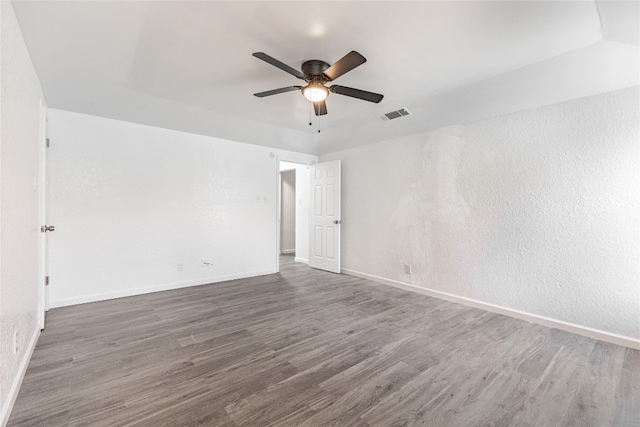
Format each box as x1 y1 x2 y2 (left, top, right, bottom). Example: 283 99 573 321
12 1 640 155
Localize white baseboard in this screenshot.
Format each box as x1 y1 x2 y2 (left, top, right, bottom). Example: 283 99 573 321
49 269 277 308
1 326 40 427
342 268 640 350
280 249 295 255
294 257 308 264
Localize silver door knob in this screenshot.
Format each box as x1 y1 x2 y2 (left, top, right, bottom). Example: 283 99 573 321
333 220 341 224
41 225 55 232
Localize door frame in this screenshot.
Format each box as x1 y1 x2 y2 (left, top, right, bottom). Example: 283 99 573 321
275 157 311 272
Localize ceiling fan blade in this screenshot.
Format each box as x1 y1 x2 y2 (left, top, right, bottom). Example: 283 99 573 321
253 52 305 80
330 85 383 103
314 100 328 116
323 51 366 81
254 86 302 98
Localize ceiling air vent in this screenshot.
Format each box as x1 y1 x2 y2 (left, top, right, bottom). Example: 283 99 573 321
378 108 411 122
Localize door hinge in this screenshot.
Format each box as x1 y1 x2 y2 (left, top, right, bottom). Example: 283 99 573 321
45 276 49 286
46 138 50 148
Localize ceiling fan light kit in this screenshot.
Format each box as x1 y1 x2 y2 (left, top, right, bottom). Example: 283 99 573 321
253 51 383 117
302 82 329 102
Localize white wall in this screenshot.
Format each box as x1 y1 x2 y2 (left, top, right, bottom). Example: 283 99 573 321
295 166 316 264
0 1 45 424
294 165 310 264
321 87 640 344
279 161 310 264
47 109 316 307
279 170 296 253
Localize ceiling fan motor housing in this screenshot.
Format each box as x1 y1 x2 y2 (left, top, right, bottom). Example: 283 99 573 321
302 60 330 81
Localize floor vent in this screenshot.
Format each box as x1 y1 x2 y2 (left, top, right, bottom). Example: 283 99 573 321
378 108 411 122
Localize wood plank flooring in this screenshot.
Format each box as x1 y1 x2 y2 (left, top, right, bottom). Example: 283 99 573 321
8 255 640 426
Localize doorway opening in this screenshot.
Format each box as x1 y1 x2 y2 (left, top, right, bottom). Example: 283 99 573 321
278 161 310 270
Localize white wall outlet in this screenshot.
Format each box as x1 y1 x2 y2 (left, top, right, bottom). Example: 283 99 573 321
177 263 183 272
200 258 213 267
14 330 19 354
404 264 412 274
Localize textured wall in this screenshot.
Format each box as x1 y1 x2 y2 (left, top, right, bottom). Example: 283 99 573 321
47 109 316 307
280 170 296 253
321 87 640 339
0 1 44 423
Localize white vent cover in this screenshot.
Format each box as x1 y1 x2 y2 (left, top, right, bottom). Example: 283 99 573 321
378 108 411 122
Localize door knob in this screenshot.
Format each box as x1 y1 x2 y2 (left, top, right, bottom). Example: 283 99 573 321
333 220 341 225
41 225 55 232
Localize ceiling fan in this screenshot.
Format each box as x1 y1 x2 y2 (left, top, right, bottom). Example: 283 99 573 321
252 51 384 116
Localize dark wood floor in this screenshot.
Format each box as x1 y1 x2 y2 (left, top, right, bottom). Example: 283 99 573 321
9 255 640 426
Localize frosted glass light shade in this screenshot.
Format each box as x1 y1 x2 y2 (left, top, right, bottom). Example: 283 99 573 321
302 83 329 102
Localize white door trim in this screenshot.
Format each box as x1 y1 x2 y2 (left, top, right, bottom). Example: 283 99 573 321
275 157 311 271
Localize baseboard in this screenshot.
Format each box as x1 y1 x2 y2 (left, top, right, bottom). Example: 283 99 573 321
49 269 278 308
342 268 640 350
1 326 40 427
280 249 295 255
294 257 308 264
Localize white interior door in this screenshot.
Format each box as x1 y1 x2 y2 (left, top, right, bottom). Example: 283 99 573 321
309 160 341 273
37 99 49 329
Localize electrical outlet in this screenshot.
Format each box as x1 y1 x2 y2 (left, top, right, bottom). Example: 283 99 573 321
14 330 19 354
200 258 213 267
404 264 412 274
177 263 183 272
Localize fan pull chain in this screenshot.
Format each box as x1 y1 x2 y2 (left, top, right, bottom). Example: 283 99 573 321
307 102 320 133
